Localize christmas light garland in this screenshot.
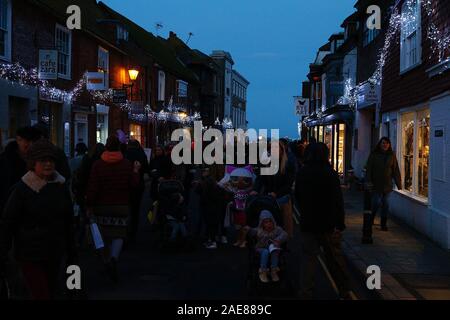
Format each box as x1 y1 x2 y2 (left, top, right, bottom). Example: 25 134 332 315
0 62 202 124
338 0 449 110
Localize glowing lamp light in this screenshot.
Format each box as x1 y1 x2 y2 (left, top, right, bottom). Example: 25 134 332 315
128 68 139 81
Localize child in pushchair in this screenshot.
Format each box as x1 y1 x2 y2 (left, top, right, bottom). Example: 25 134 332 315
156 180 188 244
245 196 288 285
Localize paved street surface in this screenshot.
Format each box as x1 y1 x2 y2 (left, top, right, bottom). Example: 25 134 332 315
77 184 374 300
342 187 450 300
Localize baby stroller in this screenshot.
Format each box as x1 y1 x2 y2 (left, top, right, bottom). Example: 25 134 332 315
153 180 192 252
245 195 290 297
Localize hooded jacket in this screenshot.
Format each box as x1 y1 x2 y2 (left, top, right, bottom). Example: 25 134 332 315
250 210 288 249
0 171 76 264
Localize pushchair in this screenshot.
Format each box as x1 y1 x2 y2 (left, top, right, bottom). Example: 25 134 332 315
152 179 192 252
245 195 290 297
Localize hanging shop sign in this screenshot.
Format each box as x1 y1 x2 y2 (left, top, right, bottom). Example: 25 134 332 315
294 96 309 117
86 72 107 91
113 89 128 103
38 50 58 80
357 81 380 110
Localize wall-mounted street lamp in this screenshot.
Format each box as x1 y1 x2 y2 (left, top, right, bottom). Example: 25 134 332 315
123 67 140 101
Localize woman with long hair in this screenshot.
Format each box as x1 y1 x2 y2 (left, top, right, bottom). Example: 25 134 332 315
253 140 296 237
365 137 402 231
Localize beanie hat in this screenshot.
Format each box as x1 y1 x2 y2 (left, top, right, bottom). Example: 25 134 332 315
27 139 58 162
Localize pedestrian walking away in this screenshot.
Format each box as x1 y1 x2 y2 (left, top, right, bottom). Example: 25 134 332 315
86 136 140 283
295 142 351 300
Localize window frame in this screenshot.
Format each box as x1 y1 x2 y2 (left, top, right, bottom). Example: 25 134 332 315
0 0 12 61
400 0 422 74
98 46 109 90
55 24 72 80
397 107 430 201
158 71 166 102
176 79 188 98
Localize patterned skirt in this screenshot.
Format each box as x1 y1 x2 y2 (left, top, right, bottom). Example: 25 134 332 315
93 205 130 239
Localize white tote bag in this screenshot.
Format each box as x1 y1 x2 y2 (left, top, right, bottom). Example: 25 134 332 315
89 222 105 250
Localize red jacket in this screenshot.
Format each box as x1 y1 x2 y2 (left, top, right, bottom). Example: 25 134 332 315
86 151 139 206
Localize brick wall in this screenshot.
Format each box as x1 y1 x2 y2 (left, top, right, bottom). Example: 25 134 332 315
381 0 450 112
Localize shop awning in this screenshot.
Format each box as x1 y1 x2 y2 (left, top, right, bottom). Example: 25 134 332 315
305 105 354 127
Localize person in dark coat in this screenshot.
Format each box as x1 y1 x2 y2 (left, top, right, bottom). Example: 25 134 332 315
0 127 40 215
86 136 140 282
253 141 296 237
295 142 351 300
149 145 173 201
0 139 76 300
365 137 402 231
124 139 149 242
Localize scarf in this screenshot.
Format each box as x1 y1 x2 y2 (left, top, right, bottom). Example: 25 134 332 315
101 151 124 163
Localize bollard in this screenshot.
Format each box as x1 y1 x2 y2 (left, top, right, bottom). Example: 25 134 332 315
361 189 373 244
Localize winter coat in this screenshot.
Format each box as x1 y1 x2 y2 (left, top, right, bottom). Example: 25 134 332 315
249 210 288 249
366 150 402 194
0 171 76 265
0 142 27 214
295 163 346 233
125 146 149 190
86 152 139 239
253 160 296 198
86 151 139 207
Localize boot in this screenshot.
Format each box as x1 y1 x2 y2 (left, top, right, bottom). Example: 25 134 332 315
271 267 280 282
259 269 269 283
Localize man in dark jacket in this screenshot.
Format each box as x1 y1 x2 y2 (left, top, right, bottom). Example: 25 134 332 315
365 137 402 231
0 127 40 215
295 143 351 300
124 139 149 242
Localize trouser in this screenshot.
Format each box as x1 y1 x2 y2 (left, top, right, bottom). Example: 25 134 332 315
371 192 391 227
299 232 350 299
278 196 294 238
257 248 280 270
203 209 219 241
169 221 188 241
101 238 124 262
20 259 62 300
129 187 144 240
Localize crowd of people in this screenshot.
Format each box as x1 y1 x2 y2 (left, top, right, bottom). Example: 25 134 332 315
0 124 402 300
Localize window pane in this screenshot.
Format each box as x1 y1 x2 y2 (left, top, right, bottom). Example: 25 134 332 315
0 0 7 29
401 113 415 193
417 110 430 197
325 125 332 163
338 124 345 174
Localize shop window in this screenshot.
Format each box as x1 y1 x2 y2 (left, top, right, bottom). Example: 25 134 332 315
325 125 333 163
400 109 430 199
96 113 108 144
129 123 143 146
337 124 346 174
400 0 421 72
0 0 11 61
55 24 72 79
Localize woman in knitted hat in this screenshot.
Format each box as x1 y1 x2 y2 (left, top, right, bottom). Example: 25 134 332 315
0 139 76 300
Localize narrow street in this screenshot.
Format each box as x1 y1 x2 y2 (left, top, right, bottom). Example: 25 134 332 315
77 184 376 300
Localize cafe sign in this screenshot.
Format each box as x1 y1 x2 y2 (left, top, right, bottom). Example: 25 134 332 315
38 50 58 80
86 72 107 91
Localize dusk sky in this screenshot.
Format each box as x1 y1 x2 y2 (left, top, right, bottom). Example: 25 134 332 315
103 0 356 138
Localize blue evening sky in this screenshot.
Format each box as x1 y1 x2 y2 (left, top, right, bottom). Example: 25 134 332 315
102 0 356 138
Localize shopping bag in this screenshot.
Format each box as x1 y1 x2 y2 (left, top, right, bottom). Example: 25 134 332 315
89 222 104 250
147 201 158 225
0 277 10 300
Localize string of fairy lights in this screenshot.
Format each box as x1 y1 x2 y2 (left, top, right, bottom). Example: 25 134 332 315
0 62 207 125
336 0 450 110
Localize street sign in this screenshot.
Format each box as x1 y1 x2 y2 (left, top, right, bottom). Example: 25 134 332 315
38 50 58 80
113 89 128 103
